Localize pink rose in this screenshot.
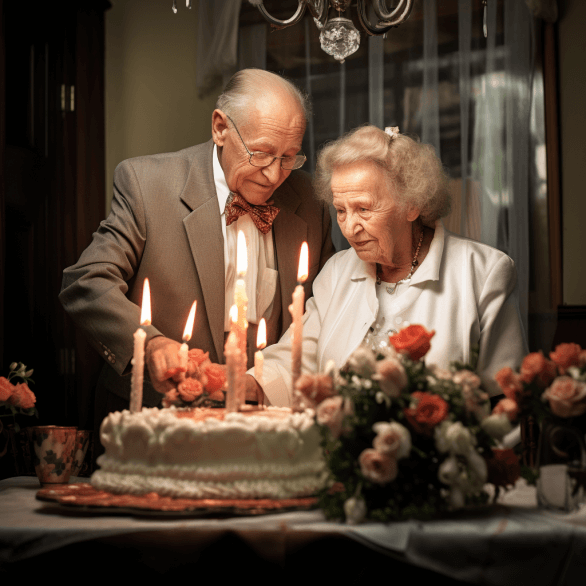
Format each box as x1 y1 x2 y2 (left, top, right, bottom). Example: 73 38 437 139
316 396 344 439
359 448 398 484
492 398 519 422
372 421 411 459
542 376 586 418
375 358 407 398
295 373 334 407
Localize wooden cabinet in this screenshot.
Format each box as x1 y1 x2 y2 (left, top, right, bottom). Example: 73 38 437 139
1 0 109 429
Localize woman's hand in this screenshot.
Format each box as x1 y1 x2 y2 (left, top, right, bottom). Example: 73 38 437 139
244 374 265 404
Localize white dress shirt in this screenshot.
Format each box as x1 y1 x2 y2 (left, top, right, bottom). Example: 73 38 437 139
213 145 278 330
258 222 528 407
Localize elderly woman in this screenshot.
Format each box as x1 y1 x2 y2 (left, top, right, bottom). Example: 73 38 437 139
249 125 527 406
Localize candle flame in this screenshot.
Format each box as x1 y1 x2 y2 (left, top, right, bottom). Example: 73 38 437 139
230 304 238 324
182 301 197 342
257 318 267 350
237 230 247 276
140 279 151 326
297 242 309 283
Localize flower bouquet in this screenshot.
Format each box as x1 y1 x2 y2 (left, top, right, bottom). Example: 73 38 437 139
295 325 513 523
162 349 226 408
489 344 586 472
0 362 37 431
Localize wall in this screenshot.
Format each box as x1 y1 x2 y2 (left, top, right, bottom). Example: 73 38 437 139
105 0 219 212
558 0 586 305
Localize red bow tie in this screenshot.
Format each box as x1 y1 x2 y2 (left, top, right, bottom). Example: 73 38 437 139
224 192 280 235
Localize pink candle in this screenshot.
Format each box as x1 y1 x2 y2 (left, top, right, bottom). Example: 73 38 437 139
289 242 308 390
225 305 241 412
130 279 151 413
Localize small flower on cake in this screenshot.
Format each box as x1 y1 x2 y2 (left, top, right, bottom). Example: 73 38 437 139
162 350 226 408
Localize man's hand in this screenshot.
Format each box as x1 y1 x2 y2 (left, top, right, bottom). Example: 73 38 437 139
244 374 265 404
145 336 188 395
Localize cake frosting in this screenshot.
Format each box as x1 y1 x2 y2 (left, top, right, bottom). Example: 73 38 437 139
91 406 328 499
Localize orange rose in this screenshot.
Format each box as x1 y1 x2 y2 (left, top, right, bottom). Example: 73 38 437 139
549 343 582 372
520 352 557 387
389 325 435 361
404 391 449 435
177 378 204 402
542 376 586 418
492 398 519 422
12 382 35 410
188 348 211 367
0 376 14 403
486 447 520 489
494 367 523 402
204 363 226 397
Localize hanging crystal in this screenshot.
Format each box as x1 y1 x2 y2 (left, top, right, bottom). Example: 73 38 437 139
319 17 360 63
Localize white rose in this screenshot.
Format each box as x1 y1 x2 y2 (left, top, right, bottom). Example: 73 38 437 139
481 413 513 440
372 421 411 459
346 346 377 378
435 421 475 455
343 497 367 524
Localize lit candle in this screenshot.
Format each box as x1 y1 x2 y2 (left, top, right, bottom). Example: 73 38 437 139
289 242 308 390
225 305 241 412
255 318 267 383
130 278 151 413
179 301 197 372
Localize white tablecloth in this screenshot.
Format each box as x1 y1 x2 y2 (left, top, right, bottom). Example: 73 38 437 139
1 476 586 584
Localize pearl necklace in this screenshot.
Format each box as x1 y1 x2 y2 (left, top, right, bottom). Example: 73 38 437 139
376 228 424 295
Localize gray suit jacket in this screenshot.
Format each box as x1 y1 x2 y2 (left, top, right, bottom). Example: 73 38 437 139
60 140 334 407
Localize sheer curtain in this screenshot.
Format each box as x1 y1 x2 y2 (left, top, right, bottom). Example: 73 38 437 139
223 0 550 346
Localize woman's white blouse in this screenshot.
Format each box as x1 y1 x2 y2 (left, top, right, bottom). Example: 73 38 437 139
257 222 528 407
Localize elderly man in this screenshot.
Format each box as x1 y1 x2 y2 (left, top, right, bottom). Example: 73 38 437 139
60 69 334 430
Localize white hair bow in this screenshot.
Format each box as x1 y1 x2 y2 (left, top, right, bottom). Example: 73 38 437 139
385 126 400 139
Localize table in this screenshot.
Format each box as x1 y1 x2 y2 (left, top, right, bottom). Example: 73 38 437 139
1 477 586 584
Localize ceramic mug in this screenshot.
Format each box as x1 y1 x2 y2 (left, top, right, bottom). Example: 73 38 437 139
70 430 91 477
30 426 78 485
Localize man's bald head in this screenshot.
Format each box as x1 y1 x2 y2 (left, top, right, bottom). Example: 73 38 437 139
215 69 311 126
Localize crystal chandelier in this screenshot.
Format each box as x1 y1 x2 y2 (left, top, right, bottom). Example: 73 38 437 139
248 0 414 63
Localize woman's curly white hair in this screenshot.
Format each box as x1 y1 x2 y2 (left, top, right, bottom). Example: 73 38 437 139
314 125 451 226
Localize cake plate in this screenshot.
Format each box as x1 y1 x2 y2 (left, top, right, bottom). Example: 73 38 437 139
36 483 318 517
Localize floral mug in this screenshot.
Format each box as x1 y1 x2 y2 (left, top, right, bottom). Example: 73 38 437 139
30 426 77 485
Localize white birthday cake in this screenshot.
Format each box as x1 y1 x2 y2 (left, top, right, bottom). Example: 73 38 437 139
90 406 327 499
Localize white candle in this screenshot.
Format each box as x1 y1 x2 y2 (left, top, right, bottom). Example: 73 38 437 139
234 231 248 410
130 278 151 413
289 243 308 390
225 306 241 412
179 301 197 372
255 318 267 383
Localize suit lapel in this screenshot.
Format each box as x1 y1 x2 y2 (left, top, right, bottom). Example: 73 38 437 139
180 141 226 362
272 180 306 333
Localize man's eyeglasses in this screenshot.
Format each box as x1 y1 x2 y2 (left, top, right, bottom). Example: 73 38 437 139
226 115 306 171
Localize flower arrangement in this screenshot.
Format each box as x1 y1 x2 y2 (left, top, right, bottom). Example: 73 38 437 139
162 349 226 408
488 344 586 429
295 325 515 523
0 362 37 431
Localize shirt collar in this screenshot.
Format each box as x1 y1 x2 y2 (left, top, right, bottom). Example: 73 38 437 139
213 144 231 215
409 220 444 285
